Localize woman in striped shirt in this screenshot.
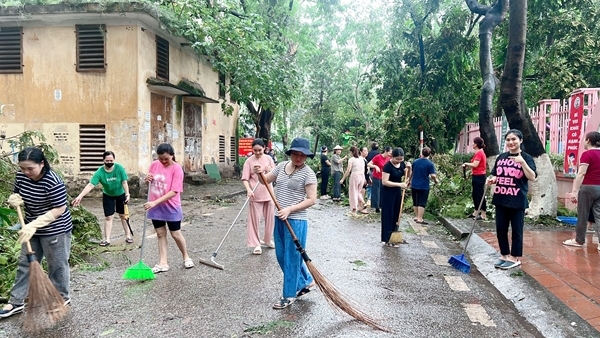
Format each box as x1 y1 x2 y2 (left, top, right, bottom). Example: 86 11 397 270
253 137 317 310
0 147 73 318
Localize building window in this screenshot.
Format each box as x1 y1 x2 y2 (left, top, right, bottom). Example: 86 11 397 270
0 27 22 73
218 72 226 99
156 36 169 80
79 124 106 172
76 25 106 72
230 136 236 161
219 135 226 163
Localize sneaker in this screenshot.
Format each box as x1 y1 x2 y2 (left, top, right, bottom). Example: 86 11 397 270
562 239 583 247
0 303 24 318
500 260 522 270
493 259 506 269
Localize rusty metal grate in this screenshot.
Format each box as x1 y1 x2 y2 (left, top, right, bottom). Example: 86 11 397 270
230 136 236 162
76 25 106 72
219 135 226 163
156 36 169 80
79 124 106 172
0 27 22 73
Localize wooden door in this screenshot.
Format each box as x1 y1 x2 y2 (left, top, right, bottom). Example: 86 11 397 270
183 103 203 172
150 93 173 159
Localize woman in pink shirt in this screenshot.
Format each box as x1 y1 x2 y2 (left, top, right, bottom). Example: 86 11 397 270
144 143 193 273
462 137 488 220
242 139 275 255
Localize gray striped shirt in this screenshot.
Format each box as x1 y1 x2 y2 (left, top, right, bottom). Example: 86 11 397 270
14 170 73 236
272 162 317 220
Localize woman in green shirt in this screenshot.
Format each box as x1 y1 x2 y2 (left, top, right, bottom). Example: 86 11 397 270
72 151 131 246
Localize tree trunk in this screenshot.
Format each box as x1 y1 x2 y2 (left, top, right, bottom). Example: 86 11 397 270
465 0 508 157
499 0 557 217
258 108 274 142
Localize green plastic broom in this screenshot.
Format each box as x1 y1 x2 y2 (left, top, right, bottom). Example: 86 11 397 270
122 186 155 281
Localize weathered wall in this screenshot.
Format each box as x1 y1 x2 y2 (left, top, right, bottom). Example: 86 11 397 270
0 24 139 177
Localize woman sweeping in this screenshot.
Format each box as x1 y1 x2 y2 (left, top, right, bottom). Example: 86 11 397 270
487 129 537 270
72 151 132 246
253 137 317 309
242 138 275 255
0 147 73 318
380 147 409 247
144 143 194 273
462 137 488 220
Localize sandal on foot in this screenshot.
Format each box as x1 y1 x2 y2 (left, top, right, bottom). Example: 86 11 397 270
273 297 295 310
184 259 194 269
151 265 169 273
99 240 110 247
125 238 133 244
562 239 583 247
253 246 262 255
296 282 316 298
385 243 400 248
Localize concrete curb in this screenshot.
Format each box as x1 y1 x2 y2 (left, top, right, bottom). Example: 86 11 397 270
438 216 469 238
440 217 597 338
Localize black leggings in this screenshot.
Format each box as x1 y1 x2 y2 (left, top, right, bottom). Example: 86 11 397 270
472 175 487 212
320 167 330 196
495 206 524 257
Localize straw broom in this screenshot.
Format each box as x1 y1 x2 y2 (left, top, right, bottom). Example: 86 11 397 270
258 173 390 332
15 206 68 333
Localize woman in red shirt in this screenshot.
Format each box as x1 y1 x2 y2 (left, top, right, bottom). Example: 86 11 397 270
462 137 487 220
563 131 600 249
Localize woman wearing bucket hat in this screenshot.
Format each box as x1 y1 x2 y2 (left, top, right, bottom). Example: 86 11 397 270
253 137 317 309
331 145 347 202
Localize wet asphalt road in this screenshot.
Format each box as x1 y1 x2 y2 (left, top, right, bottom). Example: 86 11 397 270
0 180 559 337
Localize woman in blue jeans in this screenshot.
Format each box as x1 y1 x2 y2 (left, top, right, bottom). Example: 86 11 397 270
253 137 317 309
0 147 73 318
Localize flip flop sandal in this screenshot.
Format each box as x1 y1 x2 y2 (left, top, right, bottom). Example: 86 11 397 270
125 238 133 244
296 283 316 298
184 259 195 269
99 240 110 247
151 265 169 273
385 243 400 248
272 298 295 310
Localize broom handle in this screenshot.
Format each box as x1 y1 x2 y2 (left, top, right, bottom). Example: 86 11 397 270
139 181 152 261
15 205 34 254
461 184 490 255
396 168 409 227
258 172 311 261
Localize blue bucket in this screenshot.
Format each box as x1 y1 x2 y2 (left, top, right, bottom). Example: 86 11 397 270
556 216 577 225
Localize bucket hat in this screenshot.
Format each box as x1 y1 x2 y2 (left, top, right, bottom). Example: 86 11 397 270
333 145 343 150
285 138 314 159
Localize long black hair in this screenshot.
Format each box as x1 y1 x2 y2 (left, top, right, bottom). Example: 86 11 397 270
18 147 51 172
157 143 176 162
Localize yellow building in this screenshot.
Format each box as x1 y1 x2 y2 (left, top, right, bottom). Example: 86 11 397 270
0 3 238 192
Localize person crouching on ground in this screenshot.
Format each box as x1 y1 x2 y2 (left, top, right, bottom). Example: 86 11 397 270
72 151 132 246
0 147 73 318
253 137 317 310
144 143 194 273
242 138 275 255
488 129 537 270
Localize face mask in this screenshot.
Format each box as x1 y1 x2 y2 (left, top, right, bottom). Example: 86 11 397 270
104 162 114 168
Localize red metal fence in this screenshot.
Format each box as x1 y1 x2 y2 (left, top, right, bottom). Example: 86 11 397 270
455 88 600 154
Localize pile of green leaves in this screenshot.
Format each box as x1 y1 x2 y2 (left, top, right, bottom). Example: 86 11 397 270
0 133 101 298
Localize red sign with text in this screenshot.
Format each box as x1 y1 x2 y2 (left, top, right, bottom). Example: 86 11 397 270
238 138 254 157
564 92 584 174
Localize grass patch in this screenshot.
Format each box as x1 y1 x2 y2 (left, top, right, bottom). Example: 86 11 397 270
404 227 417 234
510 270 523 277
244 320 295 334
